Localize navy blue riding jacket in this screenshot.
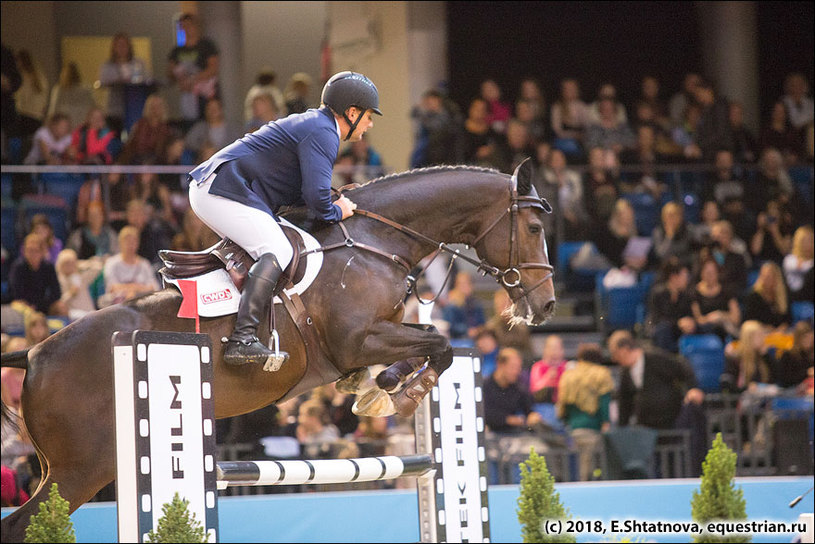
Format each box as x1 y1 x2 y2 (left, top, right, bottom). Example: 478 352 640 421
188 107 342 222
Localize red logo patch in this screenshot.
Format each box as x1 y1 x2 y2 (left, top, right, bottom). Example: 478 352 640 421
201 289 232 304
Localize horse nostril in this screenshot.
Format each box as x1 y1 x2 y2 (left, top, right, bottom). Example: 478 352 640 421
544 300 556 315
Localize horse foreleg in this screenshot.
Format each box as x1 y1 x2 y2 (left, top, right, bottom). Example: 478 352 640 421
356 321 453 417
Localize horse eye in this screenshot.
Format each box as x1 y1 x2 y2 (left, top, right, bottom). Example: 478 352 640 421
529 224 542 235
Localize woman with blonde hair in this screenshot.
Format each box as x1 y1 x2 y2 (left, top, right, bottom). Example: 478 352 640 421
743 262 790 330
23 311 50 347
55 248 103 320
783 225 814 302
722 320 774 392
117 94 173 164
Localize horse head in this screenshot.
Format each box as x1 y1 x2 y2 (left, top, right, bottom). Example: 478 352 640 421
472 158 556 326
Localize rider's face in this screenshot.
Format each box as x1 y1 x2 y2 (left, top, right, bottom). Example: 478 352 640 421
344 108 374 141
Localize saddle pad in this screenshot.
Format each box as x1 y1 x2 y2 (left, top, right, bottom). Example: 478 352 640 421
165 219 324 317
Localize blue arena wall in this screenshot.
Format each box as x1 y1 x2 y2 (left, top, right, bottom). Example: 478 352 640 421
3 477 812 542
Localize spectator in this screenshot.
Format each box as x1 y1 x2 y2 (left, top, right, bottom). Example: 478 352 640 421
243 66 284 123
649 201 694 269
353 416 389 456
690 257 741 340
461 97 504 169
486 289 532 364
483 348 542 434
24 213 63 264
171 207 219 252
776 321 814 389
728 101 758 164
124 198 174 267
117 94 174 164
295 399 340 448
98 225 159 307
721 194 755 248
646 258 696 353
582 147 620 229
690 200 721 249
670 103 703 160
1 42 22 162
693 80 733 161
529 334 569 403
9 234 63 315
668 72 702 126
742 262 791 331
783 225 814 302
70 107 118 165
23 112 73 165
751 148 795 214
514 98 548 145
474 327 499 378
12 49 48 141
184 98 240 157
410 88 461 167
67 201 119 259
556 343 613 481
637 75 668 128
703 149 745 209
518 77 546 123
55 248 103 320
721 320 774 393
46 62 96 131
781 73 814 135
500 118 533 173
168 12 220 125
709 219 750 292
594 198 645 271
98 32 150 133
347 134 383 179
284 72 313 115
750 199 794 265
608 330 706 474
24 310 50 346
550 78 589 159
480 79 512 134
539 148 587 240
441 271 486 341
245 93 279 133
587 83 628 126
759 102 801 164
131 169 175 228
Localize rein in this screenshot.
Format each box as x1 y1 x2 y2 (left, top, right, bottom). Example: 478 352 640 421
312 168 555 305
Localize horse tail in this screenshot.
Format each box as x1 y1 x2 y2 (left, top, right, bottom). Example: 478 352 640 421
1 349 30 369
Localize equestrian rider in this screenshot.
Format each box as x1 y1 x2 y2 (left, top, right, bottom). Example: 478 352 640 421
188 71 381 367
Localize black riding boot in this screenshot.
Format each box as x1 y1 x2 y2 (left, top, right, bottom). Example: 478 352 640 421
223 253 290 367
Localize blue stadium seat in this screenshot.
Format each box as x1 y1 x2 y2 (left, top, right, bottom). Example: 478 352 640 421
622 192 659 236
791 301 814 325
1 174 12 201
595 273 648 331
771 396 814 444
556 241 605 291
788 166 813 206
41 173 85 212
678 334 725 393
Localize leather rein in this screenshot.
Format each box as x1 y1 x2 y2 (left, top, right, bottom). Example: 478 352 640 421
305 165 555 305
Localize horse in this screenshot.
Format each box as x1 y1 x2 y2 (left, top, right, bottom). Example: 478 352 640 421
0 160 555 542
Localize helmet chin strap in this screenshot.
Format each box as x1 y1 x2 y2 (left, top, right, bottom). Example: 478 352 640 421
342 109 363 141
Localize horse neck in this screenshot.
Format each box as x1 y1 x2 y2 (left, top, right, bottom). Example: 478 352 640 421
354 170 510 265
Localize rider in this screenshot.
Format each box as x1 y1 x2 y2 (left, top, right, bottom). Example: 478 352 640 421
187 71 381 367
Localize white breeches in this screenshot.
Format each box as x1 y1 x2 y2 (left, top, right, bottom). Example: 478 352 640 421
188 173 294 267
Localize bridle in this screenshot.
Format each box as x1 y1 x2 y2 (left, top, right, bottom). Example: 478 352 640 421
324 160 555 305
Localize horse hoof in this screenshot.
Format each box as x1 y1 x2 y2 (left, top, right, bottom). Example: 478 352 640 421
352 388 397 417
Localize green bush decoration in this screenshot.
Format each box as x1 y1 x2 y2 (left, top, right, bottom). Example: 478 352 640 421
691 433 750 543
146 492 208 543
24 483 76 543
516 447 576 543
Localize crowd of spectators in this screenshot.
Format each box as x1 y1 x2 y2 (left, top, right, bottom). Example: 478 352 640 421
1 15 813 500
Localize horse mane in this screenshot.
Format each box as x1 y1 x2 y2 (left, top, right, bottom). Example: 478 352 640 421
354 164 504 189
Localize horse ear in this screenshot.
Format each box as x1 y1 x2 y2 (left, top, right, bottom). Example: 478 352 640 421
512 157 534 195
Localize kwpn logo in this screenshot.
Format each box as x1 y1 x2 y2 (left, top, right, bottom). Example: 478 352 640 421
201 289 232 305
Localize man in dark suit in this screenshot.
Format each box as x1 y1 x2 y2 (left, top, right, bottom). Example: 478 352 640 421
607 330 707 475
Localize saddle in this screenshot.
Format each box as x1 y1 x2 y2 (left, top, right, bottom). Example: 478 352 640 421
159 225 307 294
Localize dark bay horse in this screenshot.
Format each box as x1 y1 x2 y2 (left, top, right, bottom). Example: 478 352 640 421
0 161 555 541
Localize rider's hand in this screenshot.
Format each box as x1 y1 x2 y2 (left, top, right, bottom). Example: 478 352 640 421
336 195 357 220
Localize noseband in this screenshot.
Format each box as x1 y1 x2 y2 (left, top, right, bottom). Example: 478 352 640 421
349 166 555 304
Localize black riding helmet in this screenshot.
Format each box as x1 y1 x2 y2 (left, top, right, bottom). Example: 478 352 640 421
321 71 382 141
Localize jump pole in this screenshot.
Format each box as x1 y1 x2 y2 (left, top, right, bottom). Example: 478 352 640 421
113 330 490 542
